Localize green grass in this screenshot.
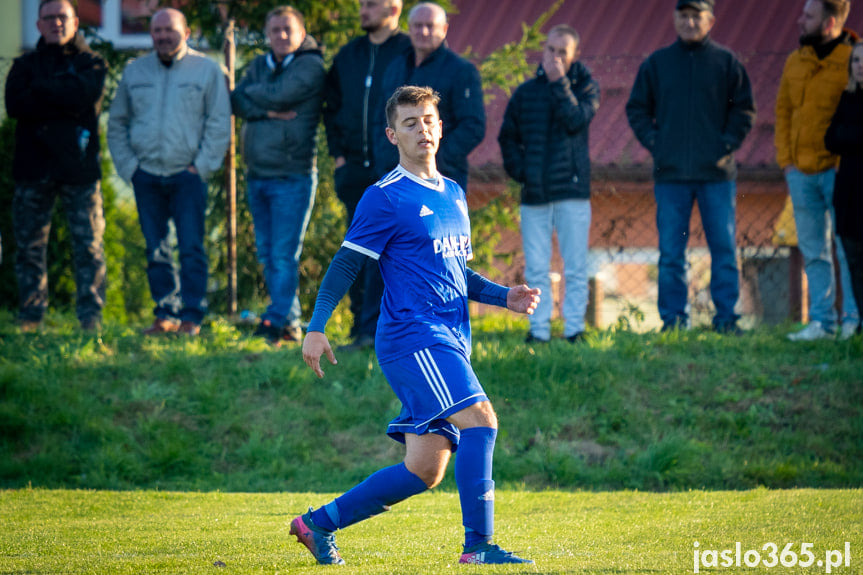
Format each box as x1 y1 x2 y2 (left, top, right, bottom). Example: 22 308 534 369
1 310 862 492
1 487 860 574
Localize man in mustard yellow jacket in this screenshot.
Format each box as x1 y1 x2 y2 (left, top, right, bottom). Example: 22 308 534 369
776 0 860 341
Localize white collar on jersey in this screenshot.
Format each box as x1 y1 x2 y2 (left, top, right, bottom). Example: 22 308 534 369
395 164 444 191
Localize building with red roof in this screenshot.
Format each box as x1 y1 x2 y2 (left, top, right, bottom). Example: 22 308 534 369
445 0 863 327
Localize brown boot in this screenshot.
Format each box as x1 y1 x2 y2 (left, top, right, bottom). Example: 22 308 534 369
18 319 41 333
143 317 180 335
178 321 201 336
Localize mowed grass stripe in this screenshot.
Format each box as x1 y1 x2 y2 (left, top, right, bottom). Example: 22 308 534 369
1 488 860 574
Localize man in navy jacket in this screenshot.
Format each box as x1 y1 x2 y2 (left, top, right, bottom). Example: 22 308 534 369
626 0 755 334
324 0 411 351
374 2 485 191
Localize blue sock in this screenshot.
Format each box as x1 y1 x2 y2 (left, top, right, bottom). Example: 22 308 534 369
455 426 497 550
310 463 427 532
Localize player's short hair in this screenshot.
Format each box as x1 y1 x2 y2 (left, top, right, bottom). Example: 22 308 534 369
548 24 580 45
819 0 851 28
266 5 305 29
386 85 441 129
39 0 77 17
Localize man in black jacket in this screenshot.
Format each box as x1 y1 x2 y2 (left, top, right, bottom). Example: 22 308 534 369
324 0 411 351
498 25 600 343
626 0 755 333
5 0 108 332
374 2 485 191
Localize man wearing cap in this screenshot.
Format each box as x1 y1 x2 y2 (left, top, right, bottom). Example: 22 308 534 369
626 0 755 333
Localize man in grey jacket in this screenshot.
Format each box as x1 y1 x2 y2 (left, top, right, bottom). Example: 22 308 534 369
108 8 231 336
231 6 325 345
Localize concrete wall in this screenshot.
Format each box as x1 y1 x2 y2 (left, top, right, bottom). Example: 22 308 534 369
0 2 23 119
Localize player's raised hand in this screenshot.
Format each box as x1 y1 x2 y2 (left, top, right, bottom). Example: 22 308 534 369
507 285 541 315
302 331 337 378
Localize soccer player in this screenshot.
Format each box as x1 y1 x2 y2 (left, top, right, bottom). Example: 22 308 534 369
296 85 540 566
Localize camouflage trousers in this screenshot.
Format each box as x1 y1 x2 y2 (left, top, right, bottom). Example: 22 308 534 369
12 179 106 324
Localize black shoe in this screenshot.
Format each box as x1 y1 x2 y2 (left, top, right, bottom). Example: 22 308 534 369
566 331 586 343
524 333 549 344
80 317 102 332
337 334 375 352
253 320 283 345
714 322 743 336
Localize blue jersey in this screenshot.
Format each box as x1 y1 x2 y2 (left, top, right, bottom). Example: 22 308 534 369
343 165 473 363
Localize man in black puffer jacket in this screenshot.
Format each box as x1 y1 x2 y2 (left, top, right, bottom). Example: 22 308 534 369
626 0 755 334
499 24 600 344
5 0 108 332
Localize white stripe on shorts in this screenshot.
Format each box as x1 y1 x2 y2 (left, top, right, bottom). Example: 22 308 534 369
413 348 454 410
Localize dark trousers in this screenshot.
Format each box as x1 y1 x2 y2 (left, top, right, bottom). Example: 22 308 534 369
334 161 383 339
12 179 106 324
839 235 863 332
132 169 208 324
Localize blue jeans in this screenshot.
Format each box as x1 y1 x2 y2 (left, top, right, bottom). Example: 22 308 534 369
133 169 208 324
247 174 316 328
654 181 739 329
520 199 591 339
785 168 859 328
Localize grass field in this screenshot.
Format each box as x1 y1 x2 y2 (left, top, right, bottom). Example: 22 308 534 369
1 311 861 493
1 487 861 574
1 311 861 573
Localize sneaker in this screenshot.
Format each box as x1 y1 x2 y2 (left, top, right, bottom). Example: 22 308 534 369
282 324 303 343
459 542 534 565
566 331 586 343
253 320 283 345
289 510 345 565
524 333 550 344
839 321 860 341
787 321 832 341
178 321 201 336
143 317 180 335
337 334 374 353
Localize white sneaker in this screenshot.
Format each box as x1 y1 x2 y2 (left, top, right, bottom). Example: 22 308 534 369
839 322 860 341
787 321 832 341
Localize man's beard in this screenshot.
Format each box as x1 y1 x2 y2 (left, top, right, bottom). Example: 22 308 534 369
361 20 381 33
799 29 826 46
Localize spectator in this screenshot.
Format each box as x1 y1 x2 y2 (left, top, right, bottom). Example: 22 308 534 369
778 0 860 341
824 41 863 338
108 8 231 336
323 0 411 352
374 1 485 191
5 0 108 332
498 25 599 344
231 6 325 345
626 0 755 334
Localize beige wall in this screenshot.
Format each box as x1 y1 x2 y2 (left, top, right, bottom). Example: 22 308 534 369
0 2 24 119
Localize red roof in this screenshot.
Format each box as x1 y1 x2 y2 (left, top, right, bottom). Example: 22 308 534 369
446 0 863 172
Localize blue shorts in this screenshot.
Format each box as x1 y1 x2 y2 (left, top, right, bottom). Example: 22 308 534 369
380 345 488 452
